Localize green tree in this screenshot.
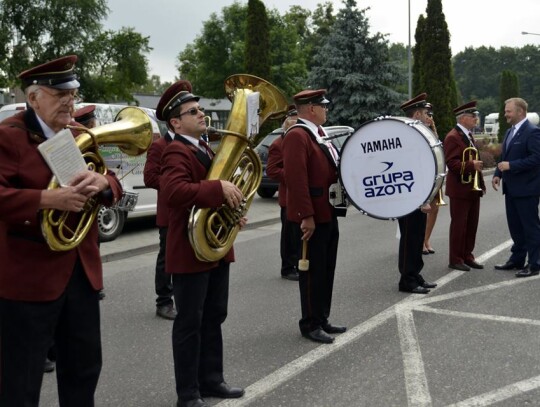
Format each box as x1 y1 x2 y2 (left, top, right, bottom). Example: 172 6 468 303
412 15 426 96
178 3 248 98
388 43 409 96
307 0 402 128
245 0 270 78
497 70 519 142
415 0 457 139
0 0 108 85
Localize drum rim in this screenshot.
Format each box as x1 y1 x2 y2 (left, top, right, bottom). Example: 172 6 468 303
338 116 445 220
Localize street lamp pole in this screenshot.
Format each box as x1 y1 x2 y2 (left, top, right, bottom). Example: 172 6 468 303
408 0 412 99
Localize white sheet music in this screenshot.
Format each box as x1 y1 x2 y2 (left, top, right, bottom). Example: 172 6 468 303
37 129 88 186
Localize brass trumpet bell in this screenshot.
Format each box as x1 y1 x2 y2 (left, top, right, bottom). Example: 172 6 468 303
41 107 153 251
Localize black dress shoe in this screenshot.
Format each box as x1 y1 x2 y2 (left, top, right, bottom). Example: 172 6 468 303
422 250 430 255
281 271 299 281
494 261 525 270
515 268 540 278
177 398 208 407
156 304 177 320
465 260 484 269
448 263 471 271
421 281 437 289
399 286 430 294
200 382 245 399
322 323 347 334
44 358 55 373
302 328 335 344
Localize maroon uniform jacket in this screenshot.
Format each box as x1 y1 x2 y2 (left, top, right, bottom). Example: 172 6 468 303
444 126 486 199
282 122 338 223
143 133 172 227
160 137 234 274
266 135 287 207
0 110 122 301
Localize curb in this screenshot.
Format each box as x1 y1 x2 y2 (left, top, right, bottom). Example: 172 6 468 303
101 215 281 263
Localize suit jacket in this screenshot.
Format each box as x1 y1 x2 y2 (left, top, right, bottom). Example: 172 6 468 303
282 120 338 223
143 133 173 227
160 137 234 274
266 135 286 207
443 126 485 199
494 119 540 197
0 110 122 301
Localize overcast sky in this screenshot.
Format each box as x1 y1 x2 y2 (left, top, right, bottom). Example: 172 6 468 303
103 0 540 83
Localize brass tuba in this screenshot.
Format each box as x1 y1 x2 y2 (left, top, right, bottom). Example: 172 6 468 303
41 107 153 251
188 74 288 262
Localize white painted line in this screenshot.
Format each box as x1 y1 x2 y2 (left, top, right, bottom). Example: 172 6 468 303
216 239 513 406
415 305 540 326
446 374 540 407
396 305 433 406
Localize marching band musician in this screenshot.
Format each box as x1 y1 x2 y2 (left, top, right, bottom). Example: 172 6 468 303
282 89 347 344
0 56 123 406
397 93 438 294
443 101 486 272
423 103 441 255
144 80 194 321
158 85 245 407
266 104 300 281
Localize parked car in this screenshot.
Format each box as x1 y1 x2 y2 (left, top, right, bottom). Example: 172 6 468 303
0 102 166 242
254 125 355 198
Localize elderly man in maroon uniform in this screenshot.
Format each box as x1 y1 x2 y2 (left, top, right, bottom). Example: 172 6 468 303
282 89 347 344
0 55 122 406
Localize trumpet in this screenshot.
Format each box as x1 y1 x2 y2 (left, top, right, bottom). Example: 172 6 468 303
460 146 482 192
435 188 447 206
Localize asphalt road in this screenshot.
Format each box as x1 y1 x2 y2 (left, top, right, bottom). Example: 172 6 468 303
40 175 540 407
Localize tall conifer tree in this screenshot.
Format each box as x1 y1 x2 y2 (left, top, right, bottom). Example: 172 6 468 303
245 0 270 79
498 70 520 142
415 0 457 139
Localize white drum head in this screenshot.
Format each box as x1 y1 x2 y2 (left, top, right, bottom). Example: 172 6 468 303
339 117 437 219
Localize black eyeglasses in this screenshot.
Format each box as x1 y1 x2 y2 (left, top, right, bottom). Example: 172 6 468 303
177 107 205 117
312 103 329 110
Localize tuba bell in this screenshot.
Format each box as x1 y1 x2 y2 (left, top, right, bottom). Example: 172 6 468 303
41 106 153 251
188 74 288 262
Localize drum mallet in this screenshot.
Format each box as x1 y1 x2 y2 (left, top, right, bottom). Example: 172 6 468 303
298 239 309 271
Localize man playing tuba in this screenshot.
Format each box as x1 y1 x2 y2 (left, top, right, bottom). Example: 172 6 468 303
0 55 123 406
158 85 245 407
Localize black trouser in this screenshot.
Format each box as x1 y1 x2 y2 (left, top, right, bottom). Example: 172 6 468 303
155 226 173 307
172 263 229 401
0 260 102 407
398 209 427 290
280 207 298 276
291 218 339 334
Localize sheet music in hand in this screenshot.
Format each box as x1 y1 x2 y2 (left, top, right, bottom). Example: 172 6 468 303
38 128 88 187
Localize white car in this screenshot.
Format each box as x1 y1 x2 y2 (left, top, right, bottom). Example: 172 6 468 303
0 102 165 241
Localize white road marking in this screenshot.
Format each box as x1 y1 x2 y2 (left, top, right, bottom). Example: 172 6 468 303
217 240 520 406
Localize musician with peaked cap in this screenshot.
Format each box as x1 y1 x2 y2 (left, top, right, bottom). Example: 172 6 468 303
282 89 347 344
423 101 441 255
144 80 193 321
0 55 122 406
73 104 97 128
158 85 245 407
266 104 299 281
443 101 486 272
396 93 437 294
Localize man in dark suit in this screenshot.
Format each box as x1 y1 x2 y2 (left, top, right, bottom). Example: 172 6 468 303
266 105 299 281
144 80 193 320
0 56 123 406
443 101 486 272
397 93 437 294
492 97 540 277
159 85 245 407
282 89 346 344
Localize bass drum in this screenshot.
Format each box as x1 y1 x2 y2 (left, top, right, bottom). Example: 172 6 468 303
339 116 445 219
